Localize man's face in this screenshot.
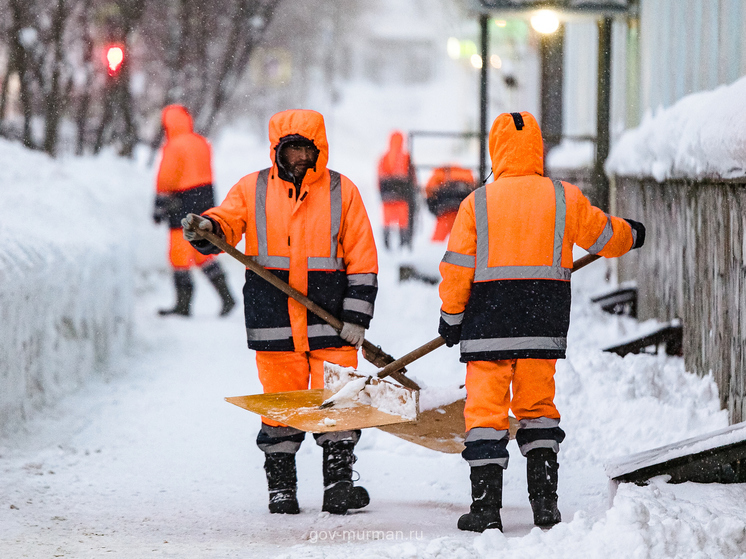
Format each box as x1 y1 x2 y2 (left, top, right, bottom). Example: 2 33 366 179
281 143 318 179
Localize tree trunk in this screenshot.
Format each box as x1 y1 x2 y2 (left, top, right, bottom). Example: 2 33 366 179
43 0 68 156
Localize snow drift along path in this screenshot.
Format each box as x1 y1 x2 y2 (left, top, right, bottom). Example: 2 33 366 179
1 137 745 558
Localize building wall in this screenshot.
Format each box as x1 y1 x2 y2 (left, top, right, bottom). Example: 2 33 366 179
562 0 746 148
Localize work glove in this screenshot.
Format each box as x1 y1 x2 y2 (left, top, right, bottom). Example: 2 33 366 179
340 322 365 349
624 218 646 249
181 213 213 241
438 317 462 348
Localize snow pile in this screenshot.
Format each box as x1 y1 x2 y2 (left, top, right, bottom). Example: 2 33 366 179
605 75 746 181
0 140 154 433
546 138 594 170
324 363 418 419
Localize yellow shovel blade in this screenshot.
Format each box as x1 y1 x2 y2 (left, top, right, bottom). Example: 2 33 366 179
378 400 520 454
225 389 416 433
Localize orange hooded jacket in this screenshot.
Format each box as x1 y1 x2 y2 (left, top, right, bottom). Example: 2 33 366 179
439 112 644 362
204 110 378 353
155 105 214 229
378 131 415 203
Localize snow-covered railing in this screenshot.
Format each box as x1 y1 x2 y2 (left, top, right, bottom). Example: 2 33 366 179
606 78 746 424
0 141 152 433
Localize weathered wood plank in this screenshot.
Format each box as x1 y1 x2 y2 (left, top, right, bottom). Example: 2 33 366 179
614 177 746 423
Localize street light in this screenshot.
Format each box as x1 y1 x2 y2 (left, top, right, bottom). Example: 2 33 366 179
530 10 560 34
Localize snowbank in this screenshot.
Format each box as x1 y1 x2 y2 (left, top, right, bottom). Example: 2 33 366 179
605 76 746 181
0 140 155 432
546 138 594 170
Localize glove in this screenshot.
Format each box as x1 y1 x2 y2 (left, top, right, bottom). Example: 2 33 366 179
624 218 646 249
182 213 213 241
438 317 462 347
340 322 365 349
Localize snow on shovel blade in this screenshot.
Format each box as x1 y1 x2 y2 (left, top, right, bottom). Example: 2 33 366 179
223 363 417 434
322 362 418 420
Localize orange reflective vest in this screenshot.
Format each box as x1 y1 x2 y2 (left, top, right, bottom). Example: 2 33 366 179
439 112 640 361
156 104 214 228
205 109 378 352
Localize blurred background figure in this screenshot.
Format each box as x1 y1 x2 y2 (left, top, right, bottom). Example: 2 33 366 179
425 165 476 242
153 104 235 317
377 131 417 250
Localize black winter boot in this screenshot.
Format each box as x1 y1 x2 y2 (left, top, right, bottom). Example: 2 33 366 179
458 464 503 532
321 440 369 514
264 453 300 514
158 271 193 316
526 448 561 527
202 261 235 316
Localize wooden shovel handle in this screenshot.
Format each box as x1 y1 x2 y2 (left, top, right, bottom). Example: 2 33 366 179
192 224 420 390
377 336 446 380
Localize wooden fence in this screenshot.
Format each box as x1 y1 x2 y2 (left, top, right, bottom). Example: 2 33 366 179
613 176 746 423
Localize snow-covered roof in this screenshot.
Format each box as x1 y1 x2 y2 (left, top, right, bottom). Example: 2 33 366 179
605 76 746 182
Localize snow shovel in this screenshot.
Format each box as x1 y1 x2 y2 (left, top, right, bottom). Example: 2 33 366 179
187 221 422 433
320 252 603 454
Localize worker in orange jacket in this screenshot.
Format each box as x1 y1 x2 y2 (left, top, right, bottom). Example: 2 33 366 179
438 112 645 533
377 131 416 249
425 165 476 242
154 104 235 317
182 109 377 516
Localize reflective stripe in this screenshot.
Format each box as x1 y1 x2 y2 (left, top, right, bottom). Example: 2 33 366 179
254 169 276 265
466 457 510 468
343 298 374 316
474 179 569 281
307 257 345 270
473 265 571 281
252 255 290 268
329 171 342 258
519 440 560 455
552 180 566 267
315 430 360 446
475 187 490 271
308 323 339 338
440 309 464 326
518 417 560 429
587 214 613 255
465 427 509 442
460 336 567 353
347 273 378 287
246 326 293 341
258 440 302 454
442 250 476 268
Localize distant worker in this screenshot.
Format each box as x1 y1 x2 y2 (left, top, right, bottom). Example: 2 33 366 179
438 112 645 533
377 131 416 250
153 104 235 317
182 109 377 516
425 165 476 242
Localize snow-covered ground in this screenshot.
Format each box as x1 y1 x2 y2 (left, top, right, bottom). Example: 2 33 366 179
1 125 746 558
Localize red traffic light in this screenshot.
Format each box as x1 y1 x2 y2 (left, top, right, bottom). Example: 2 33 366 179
106 45 124 76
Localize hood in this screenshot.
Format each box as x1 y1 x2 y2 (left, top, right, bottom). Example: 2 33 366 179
162 105 194 139
388 131 404 152
269 109 329 184
489 111 544 179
